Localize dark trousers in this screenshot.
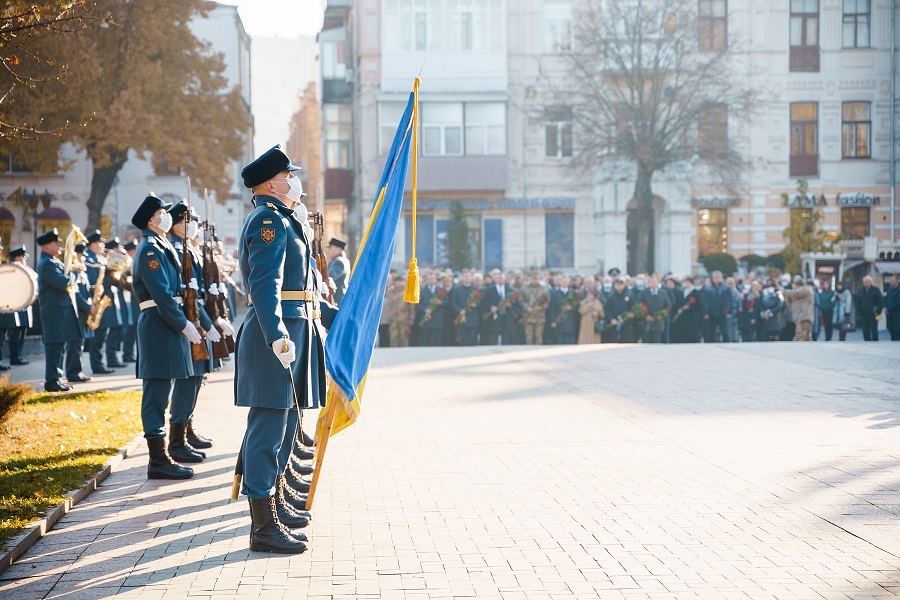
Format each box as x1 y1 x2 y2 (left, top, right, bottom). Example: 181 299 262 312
90 327 110 370
242 406 291 499
44 342 65 385
378 323 390 348
0 328 8 362
106 326 122 362
122 325 137 359
142 378 175 439
458 327 478 346
821 309 834 341
705 315 730 342
553 330 576 344
65 339 85 379
780 321 795 342
860 314 879 341
888 315 900 341
421 328 443 346
171 375 202 424
644 329 663 344
9 327 26 361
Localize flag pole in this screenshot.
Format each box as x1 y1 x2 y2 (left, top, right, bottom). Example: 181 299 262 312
304 397 339 510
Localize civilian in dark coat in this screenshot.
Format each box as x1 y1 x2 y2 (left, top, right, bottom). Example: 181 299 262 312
885 275 900 341
547 275 579 344
638 275 671 343
417 272 448 346
701 270 732 342
479 269 514 345
855 275 883 341
671 278 703 343
603 277 637 343
450 270 480 346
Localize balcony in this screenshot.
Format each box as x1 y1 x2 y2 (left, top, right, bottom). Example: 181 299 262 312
790 45 819 72
790 155 818 177
322 79 352 104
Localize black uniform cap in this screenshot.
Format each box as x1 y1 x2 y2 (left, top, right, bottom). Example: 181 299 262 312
327 237 346 250
86 230 105 244
75 242 86 254
105 237 121 251
123 240 137 252
168 200 200 225
8 245 27 259
241 145 301 188
132 193 172 229
37 228 62 245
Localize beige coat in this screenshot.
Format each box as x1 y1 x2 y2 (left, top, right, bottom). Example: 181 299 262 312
782 285 815 323
577 297 604 344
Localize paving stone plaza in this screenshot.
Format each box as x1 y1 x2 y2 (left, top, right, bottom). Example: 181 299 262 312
1 342 899 599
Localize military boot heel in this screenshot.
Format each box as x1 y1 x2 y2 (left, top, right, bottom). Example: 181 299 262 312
284 466 311 494
147 437 194 480
248 496 307 554
186 418 213 449
168 423 205 463
299 428 316 447
277 477 312 521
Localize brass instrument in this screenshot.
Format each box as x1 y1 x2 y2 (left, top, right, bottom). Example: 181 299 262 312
106 249 132 281
85 263 111 330
63 225 88 277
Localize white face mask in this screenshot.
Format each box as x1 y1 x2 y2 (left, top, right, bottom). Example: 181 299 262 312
282 177 303 203
186 221 198 239
157 212 172 233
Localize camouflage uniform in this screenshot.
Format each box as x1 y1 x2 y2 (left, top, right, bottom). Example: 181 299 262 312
519 284 549 345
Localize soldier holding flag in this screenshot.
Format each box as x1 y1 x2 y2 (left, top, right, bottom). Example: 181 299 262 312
234 145 337 554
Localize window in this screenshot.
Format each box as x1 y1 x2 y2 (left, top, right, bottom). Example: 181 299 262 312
842 102 871 158
697 208 727 257
544 0 573 52
545 106 573 159
790 0 819 72
321 40 347 79
790 102 818 177
464 103 506 156
699 0 727 52
698 104 728 157
154 159 181 176
545 212 574 268
324 103 352 168
384 0 503 53
422 103 463 156
0 154 30 173
841 206 869 240
842 0 870 48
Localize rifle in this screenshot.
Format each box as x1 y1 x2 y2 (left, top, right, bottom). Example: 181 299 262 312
205 189 236 352
311 212 333 304
202 189 231 359
182 178 210 362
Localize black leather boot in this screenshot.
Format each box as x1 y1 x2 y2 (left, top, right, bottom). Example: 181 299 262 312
186 418 213 449
168 423 205 463
277 476 312 521
147 437 194 480
284 465 311 494
299 428 316 447
248 496 307 554
289 456 314 476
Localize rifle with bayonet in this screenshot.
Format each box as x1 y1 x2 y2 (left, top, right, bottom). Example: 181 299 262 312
182 178 210 362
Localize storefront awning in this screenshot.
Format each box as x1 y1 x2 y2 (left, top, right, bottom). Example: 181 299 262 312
840 259 867 271
875 262 900 275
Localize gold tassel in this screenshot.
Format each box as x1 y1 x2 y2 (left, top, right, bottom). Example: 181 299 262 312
404 257 420 303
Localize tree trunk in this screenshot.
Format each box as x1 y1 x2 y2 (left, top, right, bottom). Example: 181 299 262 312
631 165 655 274
86 159 127 232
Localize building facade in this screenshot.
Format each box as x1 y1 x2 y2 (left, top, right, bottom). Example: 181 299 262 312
321 0 900 281
0 2 253 261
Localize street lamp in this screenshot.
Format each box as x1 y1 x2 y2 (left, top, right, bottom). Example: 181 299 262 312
22 188 53 268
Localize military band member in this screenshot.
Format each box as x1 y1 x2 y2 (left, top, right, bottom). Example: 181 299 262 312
235 145 337 554
167 201 221 463
7 246 34 365
131 193 199 480
36 229 95 392
104 237 128 367
121 240 139 362
84 231 119 374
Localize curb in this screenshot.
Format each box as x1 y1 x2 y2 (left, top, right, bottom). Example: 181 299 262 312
0 432 145 576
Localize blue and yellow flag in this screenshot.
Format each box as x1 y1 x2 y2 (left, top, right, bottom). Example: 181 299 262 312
319 79 420 438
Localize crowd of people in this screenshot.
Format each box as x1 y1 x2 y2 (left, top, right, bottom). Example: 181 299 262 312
378 267 900 347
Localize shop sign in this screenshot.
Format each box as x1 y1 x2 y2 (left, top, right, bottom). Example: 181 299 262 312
838 193 880 207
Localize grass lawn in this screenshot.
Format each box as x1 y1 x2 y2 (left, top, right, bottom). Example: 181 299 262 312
0 389 141 549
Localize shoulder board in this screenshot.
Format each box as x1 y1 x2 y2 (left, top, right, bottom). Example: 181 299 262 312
265 202 294 217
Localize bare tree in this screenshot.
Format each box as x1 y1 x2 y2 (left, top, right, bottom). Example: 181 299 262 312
548 0 757 273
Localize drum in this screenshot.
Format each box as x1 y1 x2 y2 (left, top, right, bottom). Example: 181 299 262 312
0 262 39 313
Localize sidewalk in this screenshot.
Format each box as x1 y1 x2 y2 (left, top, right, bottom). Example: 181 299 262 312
1 342 899 599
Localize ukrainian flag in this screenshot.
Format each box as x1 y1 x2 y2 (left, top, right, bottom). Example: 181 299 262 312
318 79 420 439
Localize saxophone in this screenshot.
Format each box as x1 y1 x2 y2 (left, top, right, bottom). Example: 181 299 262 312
86 264 112 330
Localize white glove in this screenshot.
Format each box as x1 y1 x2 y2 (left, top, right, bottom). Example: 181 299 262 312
328 277 337 292
206 326 221 343
208 283 220 296
271 338 295 369
319 280 331 296
188 277 199 291
302 223 314 240
217 317 234 336
182 322 202 344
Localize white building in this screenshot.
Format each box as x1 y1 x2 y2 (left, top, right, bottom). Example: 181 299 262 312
322 0 900 282
0 2 253 257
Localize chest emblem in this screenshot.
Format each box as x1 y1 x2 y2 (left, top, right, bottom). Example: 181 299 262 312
147 259 160 272
261 228 276 244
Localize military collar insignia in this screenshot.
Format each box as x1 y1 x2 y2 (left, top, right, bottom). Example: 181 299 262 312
265 200 294 216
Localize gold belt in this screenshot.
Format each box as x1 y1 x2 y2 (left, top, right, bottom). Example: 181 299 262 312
248 290 314 305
